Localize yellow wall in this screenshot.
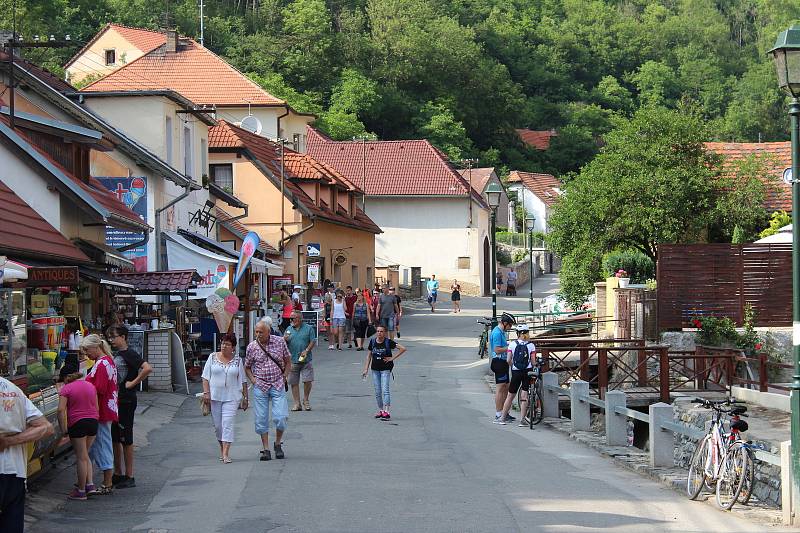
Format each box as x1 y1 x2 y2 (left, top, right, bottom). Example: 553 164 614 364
66 28 150 84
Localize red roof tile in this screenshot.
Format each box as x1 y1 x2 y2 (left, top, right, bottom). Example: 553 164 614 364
214 206 280 257
0 181 91 263
306 127 483 202
81 38 284 107
114 270 201 293
209 121 381 234
516 129 557 151
65 24 166 69
508 171 562 207
457 167 495 195
704 142 791 212
0 50 75 94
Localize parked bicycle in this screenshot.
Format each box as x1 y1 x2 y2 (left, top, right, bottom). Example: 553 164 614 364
518 355 545 429
686 398 752 510
477 317 493 359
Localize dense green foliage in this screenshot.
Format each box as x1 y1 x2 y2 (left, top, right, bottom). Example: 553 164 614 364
6 1 800 175
759 210 792 238
547 105 775 307
602 249 654 284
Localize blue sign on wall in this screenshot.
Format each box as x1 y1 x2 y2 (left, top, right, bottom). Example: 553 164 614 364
307 242 321 257
97 177 148 272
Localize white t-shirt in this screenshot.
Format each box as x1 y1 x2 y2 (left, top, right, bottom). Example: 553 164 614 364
0 378 44 478
202 353 247 403
332 300 346 319
507 340 536 371
292 291 300 303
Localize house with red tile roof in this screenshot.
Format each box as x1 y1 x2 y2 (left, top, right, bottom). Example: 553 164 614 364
208 120 380 289
516 129 558 151
306 127 492 295
506 171 563 233
457 167 513 231
704 142 791 212
71 27 315 150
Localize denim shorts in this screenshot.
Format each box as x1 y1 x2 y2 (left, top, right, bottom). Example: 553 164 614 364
331 317 346 328
380 316 395 331
253 386 288 434
89 421 114 471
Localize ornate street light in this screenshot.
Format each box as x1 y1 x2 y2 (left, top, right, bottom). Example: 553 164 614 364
526 214 535 312
485 182 502 324
769 24 800 511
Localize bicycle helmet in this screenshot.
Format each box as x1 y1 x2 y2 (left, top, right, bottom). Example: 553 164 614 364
515 324 529 333
730 419 749 432
500 312 516 325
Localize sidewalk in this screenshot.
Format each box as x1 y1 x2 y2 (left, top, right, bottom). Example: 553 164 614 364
25 391 189 529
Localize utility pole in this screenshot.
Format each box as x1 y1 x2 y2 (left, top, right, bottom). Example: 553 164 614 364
456 158 478 227
198 0 205 46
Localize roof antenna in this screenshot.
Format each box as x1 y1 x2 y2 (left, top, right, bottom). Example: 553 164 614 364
198 0 204 47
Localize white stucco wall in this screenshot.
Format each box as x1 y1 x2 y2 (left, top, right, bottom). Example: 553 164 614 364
507 184 550 233
213 106 314 151
365 197 489 291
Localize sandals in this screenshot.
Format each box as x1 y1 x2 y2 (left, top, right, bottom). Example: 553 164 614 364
222 457 233 464
97 485 113 495
274 443 285 459
303 400 311 411
260 449 272 461
291 404 303 412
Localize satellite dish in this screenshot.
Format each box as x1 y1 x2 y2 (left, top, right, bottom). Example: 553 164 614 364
240 115 262 135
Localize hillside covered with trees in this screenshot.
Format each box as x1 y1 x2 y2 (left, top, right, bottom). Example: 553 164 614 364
6 0 800 177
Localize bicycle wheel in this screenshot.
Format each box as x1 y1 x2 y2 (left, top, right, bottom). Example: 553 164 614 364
687 435 711 499
527 385 535 429
478 333 488 359
716 445 747 510
735 444 755 505
531 379 544 425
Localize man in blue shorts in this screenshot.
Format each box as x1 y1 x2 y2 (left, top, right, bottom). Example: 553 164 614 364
426 275 439 312
490 313 515 424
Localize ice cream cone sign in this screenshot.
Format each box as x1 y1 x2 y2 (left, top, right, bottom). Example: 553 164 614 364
206 288 240 333
233 232 260 289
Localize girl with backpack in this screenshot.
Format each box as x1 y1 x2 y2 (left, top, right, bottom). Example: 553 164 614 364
361 325 407 420
499 324 536 426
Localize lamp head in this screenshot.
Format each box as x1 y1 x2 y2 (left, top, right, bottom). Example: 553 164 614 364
525 214 535 231
769 24 800 98
485 182 502 210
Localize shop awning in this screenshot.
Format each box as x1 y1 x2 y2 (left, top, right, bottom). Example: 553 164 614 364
113 270 201 295
164 231 234 299
250 257 283 276
73 238 134 269
177 229 283 275
78 267 136 292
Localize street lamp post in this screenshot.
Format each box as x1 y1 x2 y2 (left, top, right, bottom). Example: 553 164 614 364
769 24 800 512
526 214 535 312
485 182 502 325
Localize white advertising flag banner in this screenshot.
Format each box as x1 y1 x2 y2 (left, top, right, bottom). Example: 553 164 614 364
164 232 235 300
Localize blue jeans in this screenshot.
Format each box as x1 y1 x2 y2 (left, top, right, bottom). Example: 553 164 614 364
371 369 391 409
253 386 288 434
89 421 113 471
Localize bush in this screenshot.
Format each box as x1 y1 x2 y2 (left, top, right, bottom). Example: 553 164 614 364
496 247 512 265
602 249 654 284
512 249 528 263
759 210 791 239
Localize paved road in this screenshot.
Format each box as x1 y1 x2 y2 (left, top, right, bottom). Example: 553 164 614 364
28 277 779 532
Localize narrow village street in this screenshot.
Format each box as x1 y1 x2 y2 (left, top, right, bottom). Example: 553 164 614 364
26 278 773 533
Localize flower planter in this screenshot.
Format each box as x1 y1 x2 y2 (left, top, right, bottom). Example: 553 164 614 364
617 277 630 288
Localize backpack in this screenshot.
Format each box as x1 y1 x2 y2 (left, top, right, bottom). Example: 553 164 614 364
512 341 530 370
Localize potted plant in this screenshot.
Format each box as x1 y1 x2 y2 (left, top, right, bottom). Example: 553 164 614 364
615 269 630 288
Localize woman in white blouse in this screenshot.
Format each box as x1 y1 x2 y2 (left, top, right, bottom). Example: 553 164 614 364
202 334 248 463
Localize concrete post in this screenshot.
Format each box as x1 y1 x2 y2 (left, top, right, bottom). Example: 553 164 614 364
782 440 794 525
605 390 627 446
649 402 674 467
542 372 560 419
570 380 590 431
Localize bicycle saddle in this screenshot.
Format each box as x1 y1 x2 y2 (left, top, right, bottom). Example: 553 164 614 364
730 419 749 432
730 405 747 415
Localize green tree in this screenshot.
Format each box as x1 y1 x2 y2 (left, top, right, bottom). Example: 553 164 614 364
413 100 473 160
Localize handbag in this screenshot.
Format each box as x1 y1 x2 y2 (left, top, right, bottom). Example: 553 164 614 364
197 393 210 416
366 324 377 338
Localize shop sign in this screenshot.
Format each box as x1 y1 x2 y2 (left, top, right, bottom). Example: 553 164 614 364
27 267 79 286
307 263 320 283
97 176 149 272
306 243 321 257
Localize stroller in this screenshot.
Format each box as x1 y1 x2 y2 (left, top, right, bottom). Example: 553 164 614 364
505 281 517 296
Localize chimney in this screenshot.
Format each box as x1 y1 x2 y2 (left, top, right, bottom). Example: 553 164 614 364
166 30 178 53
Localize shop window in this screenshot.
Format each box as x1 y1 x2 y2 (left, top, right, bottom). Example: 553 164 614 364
458 256 471 269
104 49 116 65
210 164 233 191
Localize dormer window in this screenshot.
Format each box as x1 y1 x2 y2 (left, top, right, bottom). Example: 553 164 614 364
104 49 116 65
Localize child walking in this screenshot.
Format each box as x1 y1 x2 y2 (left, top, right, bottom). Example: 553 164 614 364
58 373 99 500
361 325 407 420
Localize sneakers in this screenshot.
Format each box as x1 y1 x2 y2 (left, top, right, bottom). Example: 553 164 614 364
506 414 516 421
519 417 530 427
85 484 98 496
374 411 383 419
114 476 136 489
260 449 272 461
396 332 401 338
67 488 87 501
381 411 391 420
274 443 285 459
328 345 334 350
493 415 507 425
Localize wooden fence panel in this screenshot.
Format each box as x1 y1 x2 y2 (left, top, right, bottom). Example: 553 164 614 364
657 243 791 329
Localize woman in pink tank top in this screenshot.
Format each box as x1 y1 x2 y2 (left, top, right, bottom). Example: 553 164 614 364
58 373 99 500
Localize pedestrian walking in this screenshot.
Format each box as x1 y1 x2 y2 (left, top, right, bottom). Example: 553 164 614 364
291 285 302 307
202 334 248 464
500 325 535 426
330 290 347 350
57 373 99 500
450 280 461 313
369 289 380 325
284 311 317 411
81 334 118 494
506 267 518 296
352 291 373 351
377 286 399 340
490 313 516 424
323 284 335 337
426 274 439 312
496 271 504 294
390 287 403 338
0 376 53 533
108 325 152 489
361 325 407 420
344 286 357 349
279 290 293 333
245 317 291 461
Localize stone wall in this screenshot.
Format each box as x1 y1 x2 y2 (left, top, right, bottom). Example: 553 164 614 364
145 328 173 392
673 400 782 508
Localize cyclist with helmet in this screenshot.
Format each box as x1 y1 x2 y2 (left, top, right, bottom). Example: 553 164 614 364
500 324 536 426
491 313 516 424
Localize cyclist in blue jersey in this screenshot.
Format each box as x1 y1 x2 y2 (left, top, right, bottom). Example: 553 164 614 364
490 313 516 424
